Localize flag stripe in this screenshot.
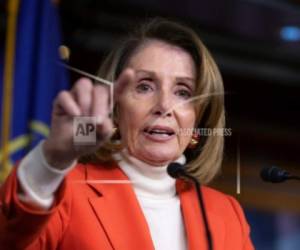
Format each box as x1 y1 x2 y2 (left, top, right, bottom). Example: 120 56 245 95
0 0 20 182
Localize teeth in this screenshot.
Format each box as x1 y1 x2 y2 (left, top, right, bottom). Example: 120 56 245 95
151 131 167 135
150 133 170 137
146 130 173 135
144 128 174 136
152 129 166 133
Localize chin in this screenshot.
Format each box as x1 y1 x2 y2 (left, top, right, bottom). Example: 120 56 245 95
139 146 179 165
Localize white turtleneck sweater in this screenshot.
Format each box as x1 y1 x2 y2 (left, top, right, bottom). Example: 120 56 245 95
114 150 187 250
17 142 188 250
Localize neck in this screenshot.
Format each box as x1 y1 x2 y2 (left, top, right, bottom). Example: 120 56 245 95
113 149 186 199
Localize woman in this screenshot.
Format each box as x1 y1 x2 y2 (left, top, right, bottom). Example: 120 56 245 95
0 19 254 250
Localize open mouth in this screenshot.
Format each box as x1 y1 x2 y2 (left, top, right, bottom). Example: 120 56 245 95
143 126 176 140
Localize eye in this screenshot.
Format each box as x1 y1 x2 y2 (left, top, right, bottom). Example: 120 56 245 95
175 88 192 99
136 80 154 93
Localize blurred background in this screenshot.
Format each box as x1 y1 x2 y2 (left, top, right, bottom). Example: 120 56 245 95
1 0 300 249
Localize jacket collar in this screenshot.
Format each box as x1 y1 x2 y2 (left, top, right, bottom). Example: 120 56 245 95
85 162 154 250
85 162 225 250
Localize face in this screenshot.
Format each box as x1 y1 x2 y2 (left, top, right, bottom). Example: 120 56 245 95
117 40 196 166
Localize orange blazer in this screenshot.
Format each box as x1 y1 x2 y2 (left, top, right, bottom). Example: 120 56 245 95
0 162 254 250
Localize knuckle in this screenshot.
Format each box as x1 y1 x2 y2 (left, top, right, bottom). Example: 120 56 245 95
75 78 93 91
58 90 69 99
94 84 109 94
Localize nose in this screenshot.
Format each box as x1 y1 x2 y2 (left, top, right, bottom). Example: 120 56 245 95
152 89 173 117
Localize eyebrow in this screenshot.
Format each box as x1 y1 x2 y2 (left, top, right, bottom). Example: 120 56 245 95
135 70 156 77
175 76 195 84
176 78 195 92
135 69 195 85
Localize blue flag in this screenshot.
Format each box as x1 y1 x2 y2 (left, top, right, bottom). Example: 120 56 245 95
0 0 69 174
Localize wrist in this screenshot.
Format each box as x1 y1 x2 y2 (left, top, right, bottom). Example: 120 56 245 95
43 139 76 170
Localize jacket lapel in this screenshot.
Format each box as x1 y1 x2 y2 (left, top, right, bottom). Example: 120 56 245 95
84 163 225 250
86 163 155 250
177 181 226 250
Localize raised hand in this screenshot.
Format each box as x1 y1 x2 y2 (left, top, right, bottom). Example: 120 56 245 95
43 69 134 170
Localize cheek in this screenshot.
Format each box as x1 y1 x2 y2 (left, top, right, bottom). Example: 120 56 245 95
178 104 196 127
117 99 152 142
176 108 196 145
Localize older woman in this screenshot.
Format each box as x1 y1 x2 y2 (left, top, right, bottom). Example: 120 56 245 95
0 19 254 250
